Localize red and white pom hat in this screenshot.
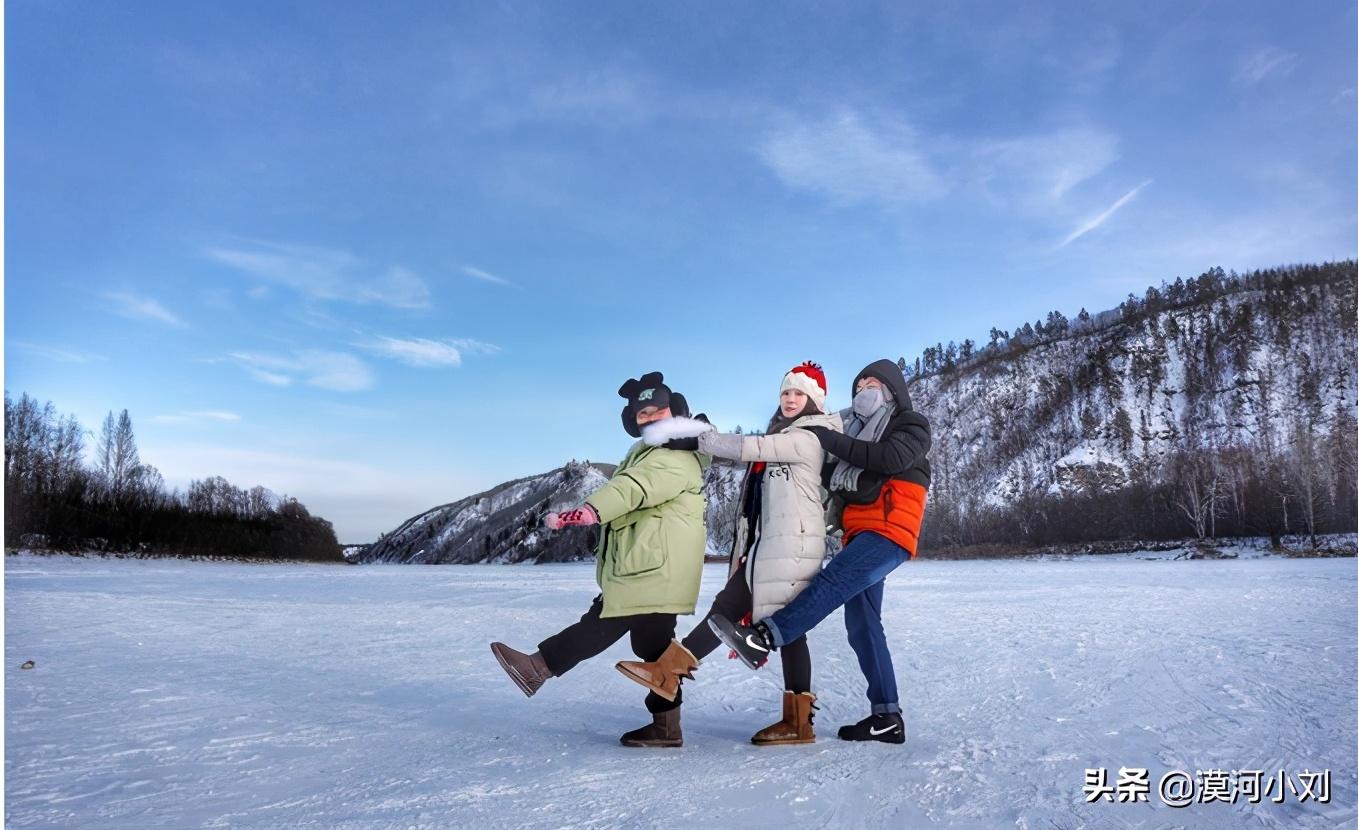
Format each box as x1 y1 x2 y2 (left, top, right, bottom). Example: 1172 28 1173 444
781 361 828 411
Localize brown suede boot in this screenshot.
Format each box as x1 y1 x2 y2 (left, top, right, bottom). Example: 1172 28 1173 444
620 707 683 748
751 691 817 745
490 642 553 698
615 639 699 702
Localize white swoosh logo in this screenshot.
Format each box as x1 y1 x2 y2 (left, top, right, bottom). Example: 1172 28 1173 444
745 635 769 652
869 725 899 736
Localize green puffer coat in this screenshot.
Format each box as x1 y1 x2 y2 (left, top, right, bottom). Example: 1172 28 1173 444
584 441 710 618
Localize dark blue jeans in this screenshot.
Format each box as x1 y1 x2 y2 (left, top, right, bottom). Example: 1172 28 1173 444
763 531 910 714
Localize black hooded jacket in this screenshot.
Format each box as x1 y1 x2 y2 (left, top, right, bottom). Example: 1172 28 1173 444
808 358 932 506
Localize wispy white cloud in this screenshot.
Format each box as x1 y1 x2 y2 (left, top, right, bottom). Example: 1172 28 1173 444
365 337 462 367
460 61 682 130
760 110 1127 216
13 342 108 363
150 411 243 425
759 111 951 207
245 366 294 387
974 127 1120 204
228 350 374 391
1057 179 1153 248
1236 47 1298 86
104 292 187 327
448 338 501 355
461 265 513 286
361 336 501 368
206 240 432 309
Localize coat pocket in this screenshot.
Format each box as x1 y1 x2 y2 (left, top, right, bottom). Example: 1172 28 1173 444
612 521 668 578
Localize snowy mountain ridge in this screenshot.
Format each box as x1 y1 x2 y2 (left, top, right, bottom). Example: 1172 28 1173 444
366 262 1357 560
909 261 1358 545
359 458 746 564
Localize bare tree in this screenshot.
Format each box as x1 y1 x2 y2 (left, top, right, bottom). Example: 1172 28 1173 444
1169 452 1220 540
247 485 276 519
49 415 86 492
1288 422 1322 548
96 409 142 498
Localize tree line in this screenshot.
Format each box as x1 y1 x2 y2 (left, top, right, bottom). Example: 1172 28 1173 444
920 430 1358 552
901 261 1354 379
5 392 343 561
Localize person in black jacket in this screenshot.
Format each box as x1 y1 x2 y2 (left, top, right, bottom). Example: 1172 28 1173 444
708 358 931 744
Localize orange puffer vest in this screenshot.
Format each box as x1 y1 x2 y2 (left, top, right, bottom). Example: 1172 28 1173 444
842 479 928 556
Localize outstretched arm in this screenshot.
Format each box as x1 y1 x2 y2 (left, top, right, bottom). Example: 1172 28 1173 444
803 414 930 476
585 450 700 523
700 431 814 464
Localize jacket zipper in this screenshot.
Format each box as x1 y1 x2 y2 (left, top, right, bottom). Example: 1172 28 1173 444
882 486 893 522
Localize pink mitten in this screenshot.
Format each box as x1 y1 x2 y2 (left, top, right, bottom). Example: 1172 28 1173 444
544 505 599 531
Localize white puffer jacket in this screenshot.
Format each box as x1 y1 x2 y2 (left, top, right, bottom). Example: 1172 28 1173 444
705 412 843 621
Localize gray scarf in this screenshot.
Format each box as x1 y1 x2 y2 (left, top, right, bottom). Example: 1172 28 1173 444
828 388 895 493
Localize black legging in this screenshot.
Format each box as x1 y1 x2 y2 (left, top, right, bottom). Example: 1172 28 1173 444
538 596 680 713
682 563 811 694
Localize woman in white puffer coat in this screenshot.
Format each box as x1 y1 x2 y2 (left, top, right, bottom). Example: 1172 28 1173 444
616 361 842 745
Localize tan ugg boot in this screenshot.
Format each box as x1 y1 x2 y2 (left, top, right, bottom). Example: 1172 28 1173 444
490 642 553 698
619 708 683 748
615 640 699 702
751 691 817 745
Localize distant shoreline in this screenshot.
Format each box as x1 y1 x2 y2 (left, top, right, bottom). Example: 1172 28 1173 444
5 548 353 565
14 533 1354 565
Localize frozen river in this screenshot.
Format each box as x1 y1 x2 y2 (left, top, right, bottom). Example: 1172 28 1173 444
5 553 1355 828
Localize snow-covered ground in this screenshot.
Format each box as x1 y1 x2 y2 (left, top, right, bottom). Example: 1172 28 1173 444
5 553 1356 829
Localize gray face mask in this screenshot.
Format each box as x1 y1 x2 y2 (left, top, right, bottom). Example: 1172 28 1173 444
852 387 885 417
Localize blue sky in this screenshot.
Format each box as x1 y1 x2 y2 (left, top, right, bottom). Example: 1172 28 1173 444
6 1 1357 541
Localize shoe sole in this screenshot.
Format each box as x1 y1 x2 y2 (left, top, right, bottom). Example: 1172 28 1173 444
837 733 906 744
490 644 538 698
751 737 816 745
619 739 683 748
614 662 679 702
706 617 766 670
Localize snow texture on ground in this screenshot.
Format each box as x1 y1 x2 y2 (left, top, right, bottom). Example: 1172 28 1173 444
5 554 1356 829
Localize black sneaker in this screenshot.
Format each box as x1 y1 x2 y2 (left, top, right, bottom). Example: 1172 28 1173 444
837 713 906 744
707 614 773 670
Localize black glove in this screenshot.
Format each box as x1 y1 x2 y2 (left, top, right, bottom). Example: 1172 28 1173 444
663 413 711 451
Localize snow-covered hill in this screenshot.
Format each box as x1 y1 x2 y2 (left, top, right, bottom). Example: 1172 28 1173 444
365 263 1357 558
908 262 1358 545
361 459 747 564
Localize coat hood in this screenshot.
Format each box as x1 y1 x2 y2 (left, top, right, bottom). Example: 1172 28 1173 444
852 358 913 411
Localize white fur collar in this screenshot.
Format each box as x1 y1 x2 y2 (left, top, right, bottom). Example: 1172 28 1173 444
641 416 715 446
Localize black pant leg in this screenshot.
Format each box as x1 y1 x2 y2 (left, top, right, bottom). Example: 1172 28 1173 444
680 563 753 660
780 635 812 694
629 614 681 713
538 595 632 677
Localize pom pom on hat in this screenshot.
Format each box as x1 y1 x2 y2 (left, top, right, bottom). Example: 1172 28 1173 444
781 361 828 411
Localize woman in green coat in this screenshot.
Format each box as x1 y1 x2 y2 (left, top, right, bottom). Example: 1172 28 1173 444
490 371 709 748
